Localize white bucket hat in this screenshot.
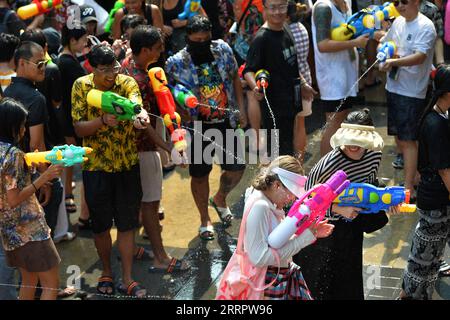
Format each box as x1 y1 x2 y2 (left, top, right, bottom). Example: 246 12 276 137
271 167 307 198
330 123 384 151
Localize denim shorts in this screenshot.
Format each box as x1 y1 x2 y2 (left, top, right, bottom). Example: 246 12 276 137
386 91 426 141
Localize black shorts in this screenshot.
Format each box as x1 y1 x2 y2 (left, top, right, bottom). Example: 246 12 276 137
82 165 142 234
319 97 354 113
187 120 246 178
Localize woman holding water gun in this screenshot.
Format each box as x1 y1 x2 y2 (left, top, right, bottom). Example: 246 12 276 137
399 65 450 300
0 98 63 300
216 155 334 300
293 108 392 300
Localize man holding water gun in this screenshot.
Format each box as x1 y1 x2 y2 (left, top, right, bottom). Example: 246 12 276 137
72 44 149 298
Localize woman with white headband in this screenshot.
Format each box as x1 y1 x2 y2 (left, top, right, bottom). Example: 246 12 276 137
217 155 334 300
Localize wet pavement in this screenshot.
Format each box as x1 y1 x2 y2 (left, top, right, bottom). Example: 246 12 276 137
58 72 449 300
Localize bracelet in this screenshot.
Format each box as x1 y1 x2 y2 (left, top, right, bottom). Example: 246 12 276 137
31 182 38 192
300 79 308 87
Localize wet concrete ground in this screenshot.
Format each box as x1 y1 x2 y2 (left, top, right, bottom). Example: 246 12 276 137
58 73 449 300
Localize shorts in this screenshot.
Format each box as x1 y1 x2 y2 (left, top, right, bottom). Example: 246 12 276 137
318 97 354 114
6 239 60 272
297 99 312 117
188 120 246 178
83 165 142 234
386 91 426 141
139 151 162 203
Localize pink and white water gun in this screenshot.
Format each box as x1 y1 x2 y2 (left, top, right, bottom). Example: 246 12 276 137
268 170 350 249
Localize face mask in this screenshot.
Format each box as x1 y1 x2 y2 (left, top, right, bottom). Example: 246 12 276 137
187 39 214 65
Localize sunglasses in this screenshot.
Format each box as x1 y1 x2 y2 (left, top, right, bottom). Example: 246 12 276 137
25 59 48 70
95 61 121 75
393 0 409 6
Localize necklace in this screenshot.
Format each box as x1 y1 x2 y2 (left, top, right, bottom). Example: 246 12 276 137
435 104 449 119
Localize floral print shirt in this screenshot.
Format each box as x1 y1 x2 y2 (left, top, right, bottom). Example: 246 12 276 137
0 142 50 251
71 73 142 172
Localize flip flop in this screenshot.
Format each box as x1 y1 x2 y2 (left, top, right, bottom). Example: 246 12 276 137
96 276 115 296
209 197 233 227
117 281 147 298
198 225 215 241
148 257 190 273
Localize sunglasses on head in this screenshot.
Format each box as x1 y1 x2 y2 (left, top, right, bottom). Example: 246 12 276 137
393 0 409 6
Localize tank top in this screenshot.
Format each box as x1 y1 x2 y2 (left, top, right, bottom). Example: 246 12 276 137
311 0 358 100
163 0 185 26
123 3 154 26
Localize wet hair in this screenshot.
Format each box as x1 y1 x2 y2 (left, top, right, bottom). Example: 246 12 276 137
88 44 116 68
287 0 308 23
20 29 47 50
120 14 147 35
13 41 43 69
0 33 20 63
418 64 450 129
61 24 87 48
252 155 304 191
0 98 28 144
130 25 162 55
186 15 212 35
343 108 374 126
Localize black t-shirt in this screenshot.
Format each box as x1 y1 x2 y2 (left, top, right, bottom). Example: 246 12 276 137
4 77 51 152
35 62 64 145
417 111 450 209
243 27 300 115
0 8 26 36
57 53 87 136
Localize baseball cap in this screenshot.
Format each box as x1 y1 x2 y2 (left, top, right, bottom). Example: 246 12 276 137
80 5 98 24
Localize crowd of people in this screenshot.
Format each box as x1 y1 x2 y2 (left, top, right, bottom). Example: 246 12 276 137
0 0 448 300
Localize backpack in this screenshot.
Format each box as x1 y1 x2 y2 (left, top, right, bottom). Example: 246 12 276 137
0 9 15 34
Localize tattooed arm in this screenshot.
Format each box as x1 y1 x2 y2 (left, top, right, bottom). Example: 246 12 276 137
314 3 369 53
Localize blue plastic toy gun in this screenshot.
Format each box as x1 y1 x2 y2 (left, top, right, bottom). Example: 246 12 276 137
24 145 93 167
333 183 416 213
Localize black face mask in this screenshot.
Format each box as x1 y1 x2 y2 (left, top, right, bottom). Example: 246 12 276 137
187 39 214 65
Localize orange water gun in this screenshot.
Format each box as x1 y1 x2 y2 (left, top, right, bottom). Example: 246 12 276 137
17 0 63 20
148 67 187 153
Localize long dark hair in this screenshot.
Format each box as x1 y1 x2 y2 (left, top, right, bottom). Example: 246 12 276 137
0 97 28 145
418 64 450 131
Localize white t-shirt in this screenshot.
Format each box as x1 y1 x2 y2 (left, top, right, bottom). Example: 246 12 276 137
383 13 436 99
311 0 358 100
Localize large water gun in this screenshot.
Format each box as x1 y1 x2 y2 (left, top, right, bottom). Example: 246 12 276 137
331 2 399 41
255 69 270 93
17 0 63 20
87 89 142 122
268 170 350 249
104 0 125 34
148 67 188 153
178 0 202 20
333 183 416 213
376 41 397 62
24 145 93 167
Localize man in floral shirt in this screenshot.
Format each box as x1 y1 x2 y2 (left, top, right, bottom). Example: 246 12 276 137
165 15 246 241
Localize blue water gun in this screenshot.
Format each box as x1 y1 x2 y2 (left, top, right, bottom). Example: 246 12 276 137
333 183 416 213
178 0 202 20
377 41 397 62
24 145 93 167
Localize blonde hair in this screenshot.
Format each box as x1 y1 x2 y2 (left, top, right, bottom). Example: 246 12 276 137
252 156 304 191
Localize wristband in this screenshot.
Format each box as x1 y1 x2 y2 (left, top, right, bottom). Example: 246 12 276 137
31 182 38 192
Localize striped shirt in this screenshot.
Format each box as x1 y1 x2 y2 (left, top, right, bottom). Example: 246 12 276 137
306 147 382 220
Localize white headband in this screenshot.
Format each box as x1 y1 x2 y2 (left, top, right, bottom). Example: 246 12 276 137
271 167 307 198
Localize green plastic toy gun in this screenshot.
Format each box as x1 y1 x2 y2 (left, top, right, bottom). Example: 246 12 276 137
25 145 93 167
104 0 125 34
87 89 142 121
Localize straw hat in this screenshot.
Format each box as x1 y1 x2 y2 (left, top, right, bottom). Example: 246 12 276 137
330 123 384 151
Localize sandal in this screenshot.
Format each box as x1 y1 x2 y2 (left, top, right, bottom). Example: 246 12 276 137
199 225 215 241
209 197 233 227
117 246 154 261
117 281 147 298
148 257 190 273
65 194 77 213
97 276 115 296
57 286 77 299
439 260 450 277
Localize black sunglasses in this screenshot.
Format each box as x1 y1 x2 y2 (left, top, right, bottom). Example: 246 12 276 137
393 0 409 6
